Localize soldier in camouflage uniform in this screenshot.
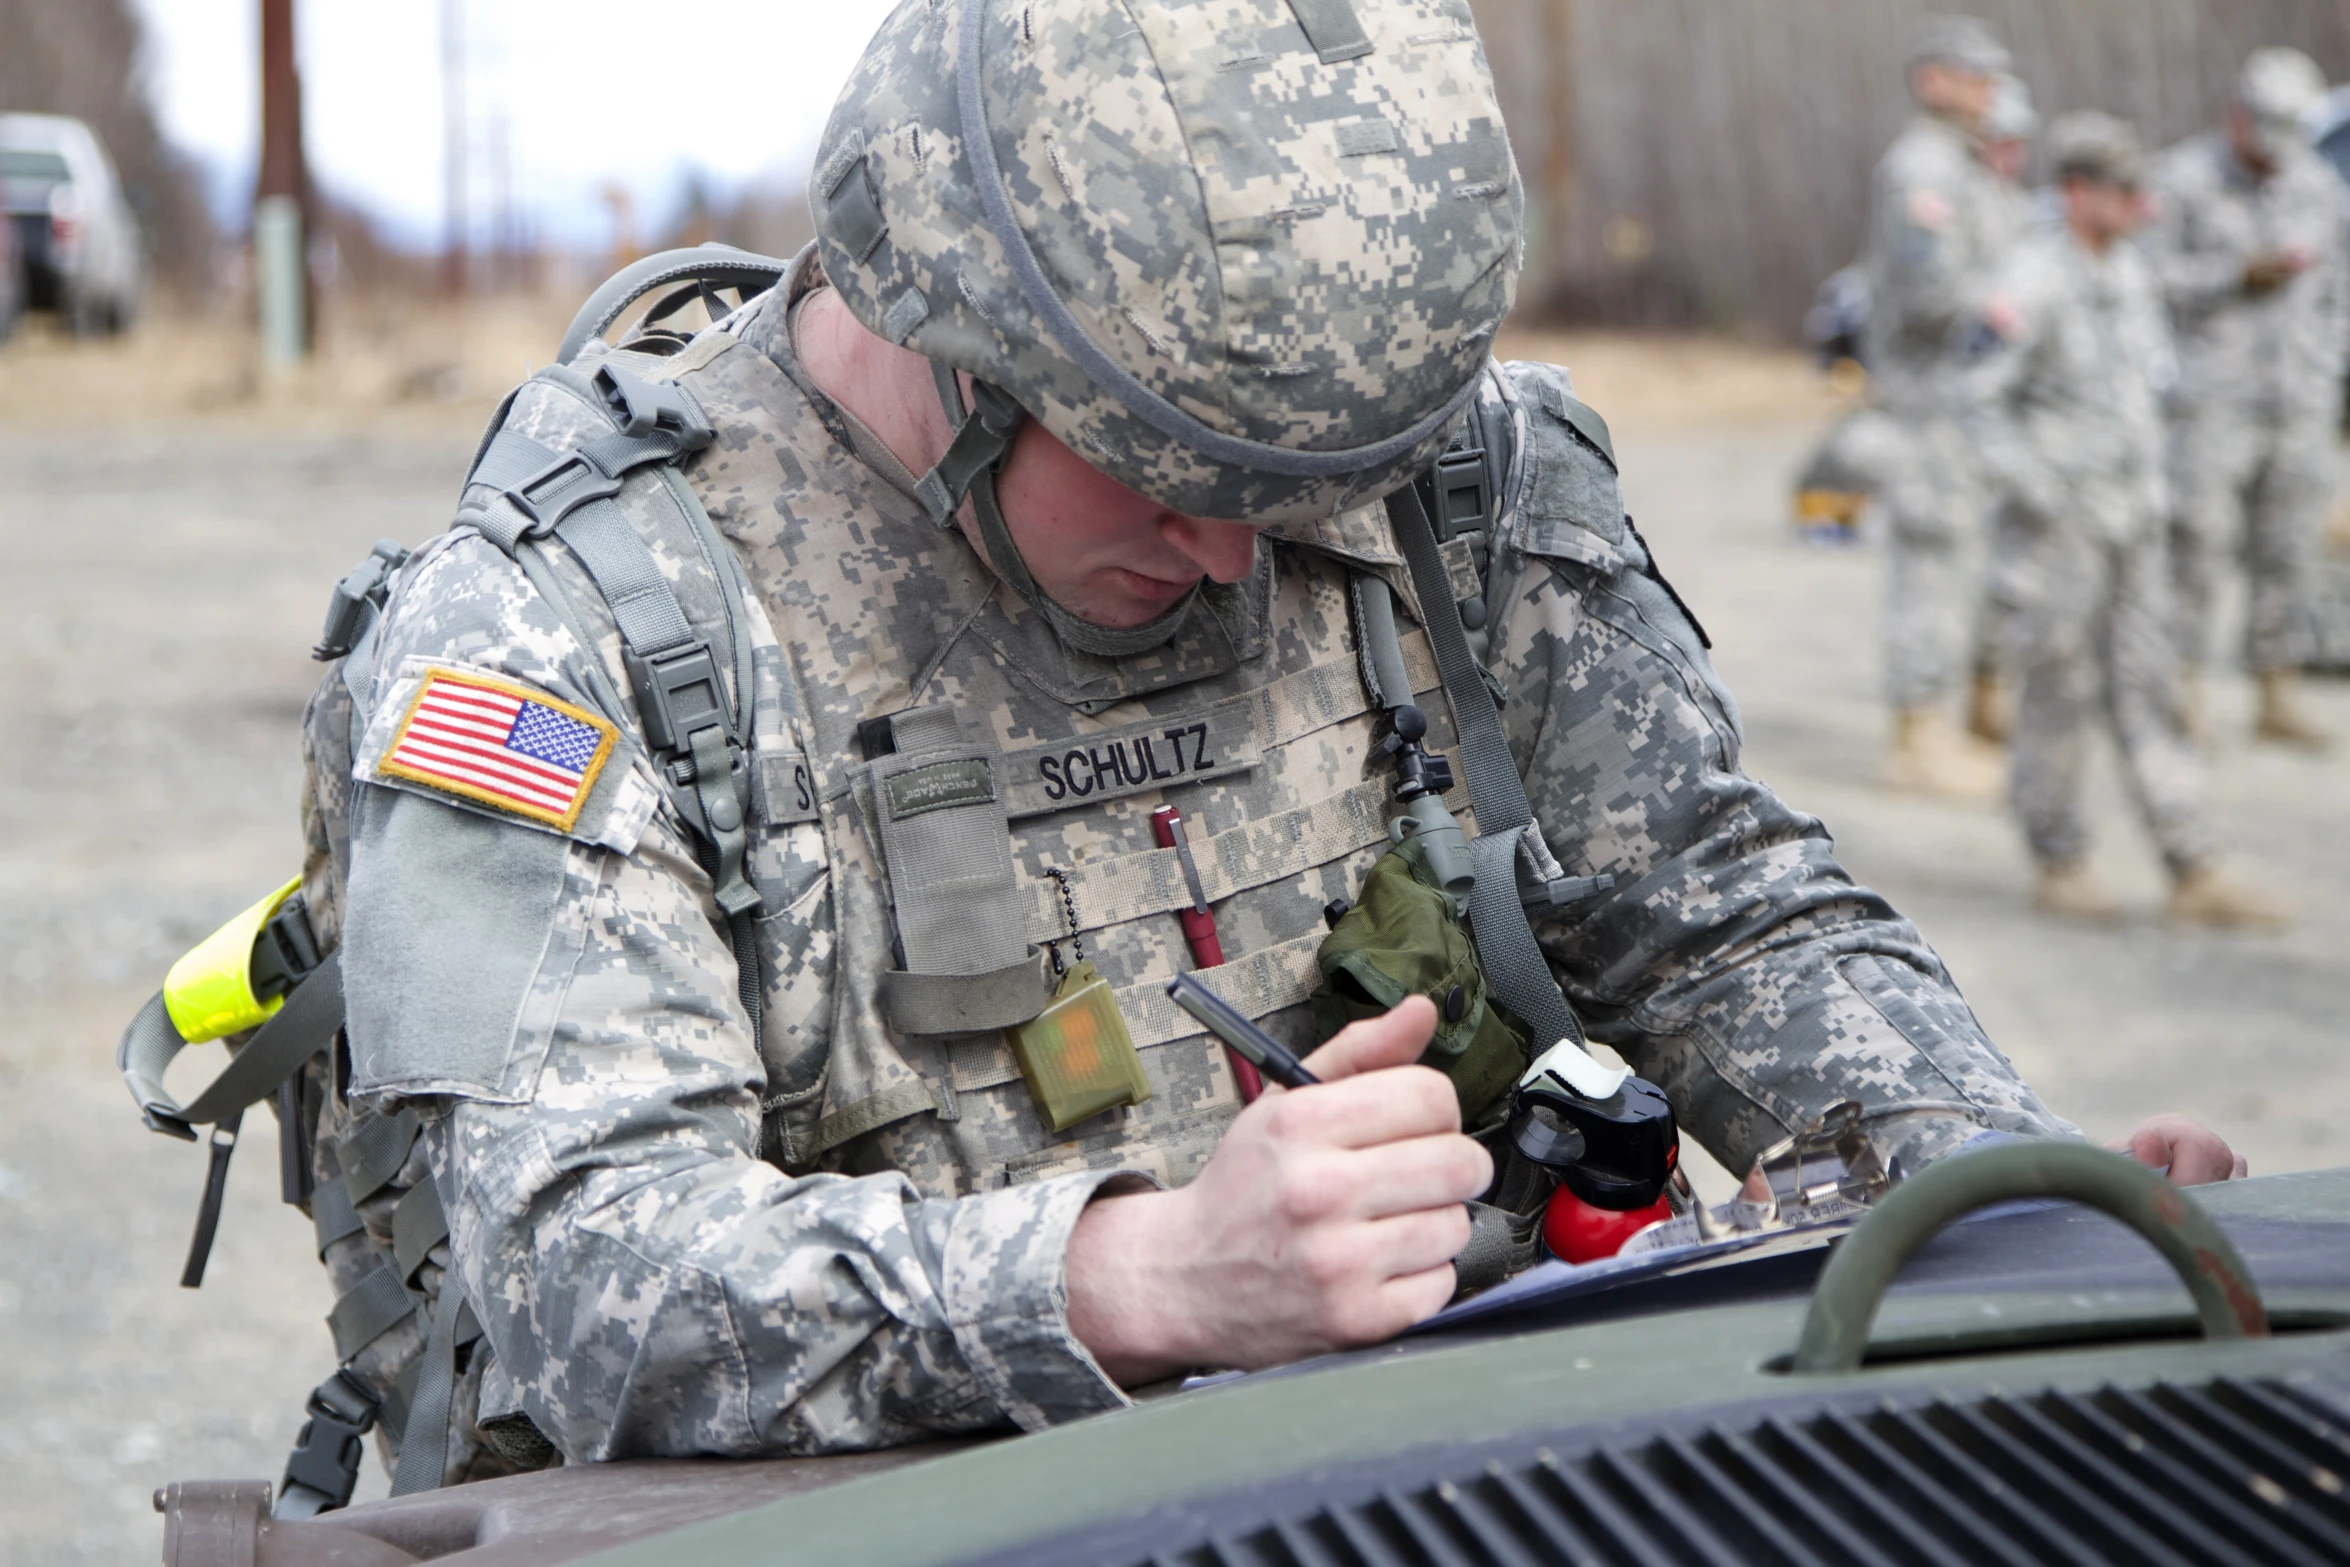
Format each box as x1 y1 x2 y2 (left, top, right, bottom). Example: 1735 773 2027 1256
1862 16 2017 798
2145 47 2350 748
1962 69 2045 745
1963 113 2284 927
299 0 2244 1483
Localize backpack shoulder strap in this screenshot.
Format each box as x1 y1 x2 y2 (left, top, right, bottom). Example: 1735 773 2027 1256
453 352 771 1029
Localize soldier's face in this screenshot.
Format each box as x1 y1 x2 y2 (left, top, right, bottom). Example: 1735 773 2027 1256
1913 63 1996 127
2064 176 2145 246
980 419 1266 629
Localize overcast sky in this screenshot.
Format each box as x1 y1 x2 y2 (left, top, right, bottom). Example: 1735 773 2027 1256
131 0 903 247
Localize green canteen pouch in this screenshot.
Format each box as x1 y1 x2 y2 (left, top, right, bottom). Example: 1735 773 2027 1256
1311 837 1528 1120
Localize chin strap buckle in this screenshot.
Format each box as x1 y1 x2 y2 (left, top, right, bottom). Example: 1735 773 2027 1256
912 364 1025 527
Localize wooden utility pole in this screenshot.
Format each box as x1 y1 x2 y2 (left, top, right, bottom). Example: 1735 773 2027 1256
1541 0 1578 301
441 0 468 296
255 0 310 353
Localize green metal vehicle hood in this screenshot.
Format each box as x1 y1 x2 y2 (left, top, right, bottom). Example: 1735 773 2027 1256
582 1167 2350 1567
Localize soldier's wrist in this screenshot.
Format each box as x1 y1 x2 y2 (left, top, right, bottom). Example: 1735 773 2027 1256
1064 1183 1207 1386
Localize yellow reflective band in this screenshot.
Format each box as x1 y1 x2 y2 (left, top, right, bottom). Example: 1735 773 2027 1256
162 876 303 1045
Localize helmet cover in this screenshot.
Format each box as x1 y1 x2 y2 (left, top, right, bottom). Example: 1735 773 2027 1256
812 0 1524 523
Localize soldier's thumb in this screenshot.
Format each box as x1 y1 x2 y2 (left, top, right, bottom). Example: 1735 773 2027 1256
1293 995 1438 1085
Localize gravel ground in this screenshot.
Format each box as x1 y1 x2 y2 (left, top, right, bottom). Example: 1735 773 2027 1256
2 345 2343 1563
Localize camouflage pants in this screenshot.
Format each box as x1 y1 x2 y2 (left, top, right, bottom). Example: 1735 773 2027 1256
1972 499 2038 681
2168 410 2336 674
1880 415 1985 708
2010 519 2212 873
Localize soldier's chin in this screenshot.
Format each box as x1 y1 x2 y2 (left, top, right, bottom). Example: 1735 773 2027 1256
1079 570 1198 626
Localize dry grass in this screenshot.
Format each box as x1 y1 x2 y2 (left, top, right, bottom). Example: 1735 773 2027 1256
0 292 575 435
0 295 1847 438
1495 326 1851 431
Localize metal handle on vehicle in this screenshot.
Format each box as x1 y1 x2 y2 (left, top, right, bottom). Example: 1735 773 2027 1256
1792 1141 2267 1373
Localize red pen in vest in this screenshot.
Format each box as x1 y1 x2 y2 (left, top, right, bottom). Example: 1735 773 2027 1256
1149 805 1262 1103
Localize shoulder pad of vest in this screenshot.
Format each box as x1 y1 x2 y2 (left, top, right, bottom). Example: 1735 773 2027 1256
1502 361 1627 572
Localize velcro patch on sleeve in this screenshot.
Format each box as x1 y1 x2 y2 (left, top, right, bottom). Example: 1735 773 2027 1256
376 667 618 833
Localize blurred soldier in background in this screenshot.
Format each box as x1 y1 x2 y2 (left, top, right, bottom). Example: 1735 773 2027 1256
1787 72 2037 572
1863 15 2016 798
1977 73 2039 198
1965 70 2045 745
1965 113 2284 927
2145 48 2349 749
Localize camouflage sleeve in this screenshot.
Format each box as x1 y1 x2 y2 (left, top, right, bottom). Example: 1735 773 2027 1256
1483 400 2075 1177
1957 252 2064 521
1869 158 1979 340
422 815 1133 1458
2317 178 2350 387
2143 157 2245 318
351 532 1132 1461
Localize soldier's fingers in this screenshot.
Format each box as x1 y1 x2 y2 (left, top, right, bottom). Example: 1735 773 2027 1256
1258 1060 1461 1152
1290 995 1437 1085
1284 1133 1489 1226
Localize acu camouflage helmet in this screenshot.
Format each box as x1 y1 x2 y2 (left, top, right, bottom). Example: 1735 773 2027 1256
810 0 1524 525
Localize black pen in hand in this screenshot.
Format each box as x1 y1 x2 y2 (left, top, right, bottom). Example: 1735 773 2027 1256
1164 974 1321 1089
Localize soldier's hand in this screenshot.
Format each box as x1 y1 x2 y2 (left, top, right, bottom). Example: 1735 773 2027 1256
1064 996 1490 1384
2243 251 2309 295
2108 1113 2246 1185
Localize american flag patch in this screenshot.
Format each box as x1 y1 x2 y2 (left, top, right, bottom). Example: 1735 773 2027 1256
378 669 617 832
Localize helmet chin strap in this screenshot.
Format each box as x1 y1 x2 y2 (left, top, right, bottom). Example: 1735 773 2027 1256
914 362 1201 659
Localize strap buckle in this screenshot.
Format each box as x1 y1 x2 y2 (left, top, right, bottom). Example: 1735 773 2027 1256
504 450 625 536
312 540 411 662
622 640 736 757
1427 443 1492 541
275 1370 381 1518
248 892 323 1004
594 361 713 451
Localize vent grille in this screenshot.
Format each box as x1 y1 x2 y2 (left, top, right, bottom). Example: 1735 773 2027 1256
1086 1378 2350 1567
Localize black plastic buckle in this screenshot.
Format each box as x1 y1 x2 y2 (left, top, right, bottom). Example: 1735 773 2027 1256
624 641 735 757
248 892 324 1004
1379 704 1455 802
312 540 412 662
504 450 625 536
1428 444 1492 541
277 1370 380 1516
594 362 713 451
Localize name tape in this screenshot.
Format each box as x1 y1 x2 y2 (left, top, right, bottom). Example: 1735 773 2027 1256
1000 703 1261 819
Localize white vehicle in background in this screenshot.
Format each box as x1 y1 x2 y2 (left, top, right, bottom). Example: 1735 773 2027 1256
0 113 144 334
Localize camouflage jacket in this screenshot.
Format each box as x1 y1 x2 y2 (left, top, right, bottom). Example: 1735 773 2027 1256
1962 227 2175 545
1863 112 2015 415
2144 131 2350 426
308 258 2071 1465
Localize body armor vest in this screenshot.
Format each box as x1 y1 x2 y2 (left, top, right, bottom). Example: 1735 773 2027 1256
670 297 1471 1196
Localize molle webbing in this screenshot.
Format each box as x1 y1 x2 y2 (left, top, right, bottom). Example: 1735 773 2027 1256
327 1263 415 1363
951 929 1330 1096
998 634 1450 943
1013 767 1465 945
309 1161 366 1260
870 704 1055 1035
818 929 1331 1154
988 633 1441 820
